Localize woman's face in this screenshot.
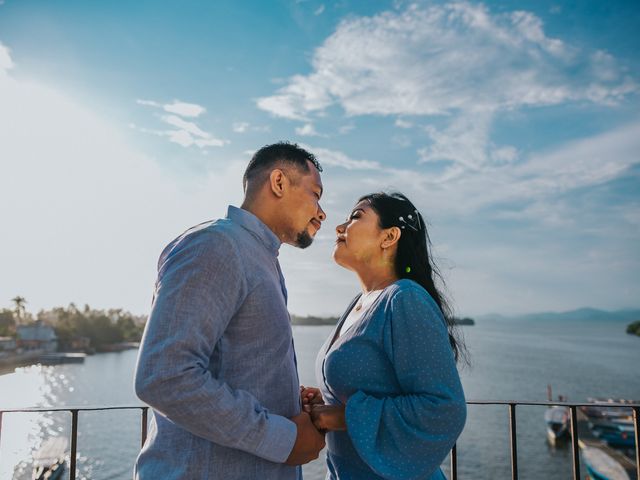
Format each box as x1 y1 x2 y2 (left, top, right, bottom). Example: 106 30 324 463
333 201 388 271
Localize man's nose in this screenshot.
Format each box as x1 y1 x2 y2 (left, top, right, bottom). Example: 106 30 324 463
317 205 326 222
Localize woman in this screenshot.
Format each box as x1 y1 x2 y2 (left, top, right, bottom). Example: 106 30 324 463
302 192 467 480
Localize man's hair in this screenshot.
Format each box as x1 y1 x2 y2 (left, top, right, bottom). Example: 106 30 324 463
243 142 322 192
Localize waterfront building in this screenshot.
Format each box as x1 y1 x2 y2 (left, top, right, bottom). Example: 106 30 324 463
16 321 58 352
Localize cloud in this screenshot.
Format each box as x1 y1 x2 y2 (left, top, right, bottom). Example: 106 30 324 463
258 2 635 120
257 2 637 170
314 5 325 16
393 120 640 216
135 98 227 149
304 145 382 171
0 44 245 315
233 121 250 133
395 118 413 129
0 42 14 72
137 99 205 117
295 123 324 137
338 123 355 134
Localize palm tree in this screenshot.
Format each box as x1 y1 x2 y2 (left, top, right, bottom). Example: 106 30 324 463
11 296 27 323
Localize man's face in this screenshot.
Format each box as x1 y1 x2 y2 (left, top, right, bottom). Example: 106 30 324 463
284 161 326 248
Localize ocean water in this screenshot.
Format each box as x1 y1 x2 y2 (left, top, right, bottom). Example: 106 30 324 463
0 318 638 479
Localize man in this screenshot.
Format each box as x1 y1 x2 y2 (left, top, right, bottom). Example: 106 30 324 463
134 142 326 479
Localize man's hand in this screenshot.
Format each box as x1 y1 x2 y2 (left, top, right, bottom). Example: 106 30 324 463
310 404 346 432
285 412 326 465
300 385 324 413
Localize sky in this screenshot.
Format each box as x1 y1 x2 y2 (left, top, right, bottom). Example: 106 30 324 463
0 0 639 318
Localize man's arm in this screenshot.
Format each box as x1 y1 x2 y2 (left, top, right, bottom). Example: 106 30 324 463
134 229 298 463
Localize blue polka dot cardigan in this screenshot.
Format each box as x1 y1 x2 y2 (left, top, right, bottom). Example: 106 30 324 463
315 279 466 480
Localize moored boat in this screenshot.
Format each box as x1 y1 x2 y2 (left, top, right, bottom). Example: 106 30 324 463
589 418 636 449
545 405 570 444
32 437 67 480
580 445 630 480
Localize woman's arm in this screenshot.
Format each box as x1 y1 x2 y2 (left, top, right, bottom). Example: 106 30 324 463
343 285 466 480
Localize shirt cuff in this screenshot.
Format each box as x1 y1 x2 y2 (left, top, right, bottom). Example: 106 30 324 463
254 413 297 463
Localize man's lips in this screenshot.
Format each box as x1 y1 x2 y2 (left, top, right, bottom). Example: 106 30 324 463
310 219 322 231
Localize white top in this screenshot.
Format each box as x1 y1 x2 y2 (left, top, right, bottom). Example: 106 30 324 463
337 289 383 338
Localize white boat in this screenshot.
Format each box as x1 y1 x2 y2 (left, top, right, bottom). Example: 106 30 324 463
32 437 67 480
580 445 630 480
545 406 569 443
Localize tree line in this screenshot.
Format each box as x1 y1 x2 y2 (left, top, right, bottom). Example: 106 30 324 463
1 296 146 350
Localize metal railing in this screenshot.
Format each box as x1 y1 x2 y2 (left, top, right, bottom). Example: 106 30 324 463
0 401 638 480
0 405 148 480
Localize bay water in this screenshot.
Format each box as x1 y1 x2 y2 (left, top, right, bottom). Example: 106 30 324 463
0 318 638 479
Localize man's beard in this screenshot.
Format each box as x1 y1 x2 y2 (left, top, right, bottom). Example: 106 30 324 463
295 230 314 249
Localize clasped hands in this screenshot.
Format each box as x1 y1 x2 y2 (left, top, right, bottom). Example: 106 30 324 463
285 385 345 466
300 385 347 432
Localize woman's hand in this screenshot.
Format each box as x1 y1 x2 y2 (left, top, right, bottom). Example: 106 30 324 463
300 385 324 413
310 404 347 432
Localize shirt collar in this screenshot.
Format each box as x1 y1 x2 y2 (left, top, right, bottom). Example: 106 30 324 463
227 205 281 255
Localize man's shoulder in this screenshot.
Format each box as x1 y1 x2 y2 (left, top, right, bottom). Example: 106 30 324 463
159 218 243 263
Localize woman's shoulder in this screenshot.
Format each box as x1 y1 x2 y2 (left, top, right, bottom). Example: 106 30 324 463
382 279 442 317
384 278 428 299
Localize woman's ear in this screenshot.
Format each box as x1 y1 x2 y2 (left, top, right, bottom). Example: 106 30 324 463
381 226 401 249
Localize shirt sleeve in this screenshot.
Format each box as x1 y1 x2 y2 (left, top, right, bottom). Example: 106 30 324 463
345 285 466 480
134 229 297 463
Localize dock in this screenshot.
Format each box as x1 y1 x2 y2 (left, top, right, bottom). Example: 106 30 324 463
577 409 637 479
38 352 87 364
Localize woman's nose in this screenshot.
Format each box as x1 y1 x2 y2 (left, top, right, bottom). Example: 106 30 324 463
335 223 346 234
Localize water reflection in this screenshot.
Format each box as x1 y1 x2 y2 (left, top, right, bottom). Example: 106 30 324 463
0 323 638 480
0 352 141 480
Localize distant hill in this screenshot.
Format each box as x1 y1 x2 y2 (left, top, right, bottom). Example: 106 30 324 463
291 314 475 326
453 317 475 326
291 315 338 326
477 308 640 323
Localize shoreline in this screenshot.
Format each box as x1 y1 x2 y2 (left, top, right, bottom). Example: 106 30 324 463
0 344 139 375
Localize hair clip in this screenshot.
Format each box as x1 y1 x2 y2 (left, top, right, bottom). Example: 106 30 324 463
398 210 421 232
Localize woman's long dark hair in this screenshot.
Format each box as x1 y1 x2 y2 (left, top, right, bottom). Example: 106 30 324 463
360 192 468 364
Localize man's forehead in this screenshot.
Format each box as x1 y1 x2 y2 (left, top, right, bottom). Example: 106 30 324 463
304 162 323 191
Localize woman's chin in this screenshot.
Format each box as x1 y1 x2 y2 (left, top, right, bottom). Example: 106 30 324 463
332 248 348 268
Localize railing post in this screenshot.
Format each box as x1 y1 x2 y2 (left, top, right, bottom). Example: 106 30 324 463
141 407 148 448
508 403 518 480
634 407 640 480
70 409 78 480
0 411 3 450
569 405 580 480
450 443 457 480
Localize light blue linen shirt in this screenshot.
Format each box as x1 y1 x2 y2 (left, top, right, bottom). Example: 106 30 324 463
316 279 466 480
134 206 301 480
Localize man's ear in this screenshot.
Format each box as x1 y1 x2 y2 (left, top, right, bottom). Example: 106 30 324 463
269 169 288 198
381 226 401 249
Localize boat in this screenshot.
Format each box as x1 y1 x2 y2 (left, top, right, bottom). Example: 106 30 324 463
580 445 630 480
544 405 570 443
580 398 636 420
32 437 67 480
589 418 636 449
